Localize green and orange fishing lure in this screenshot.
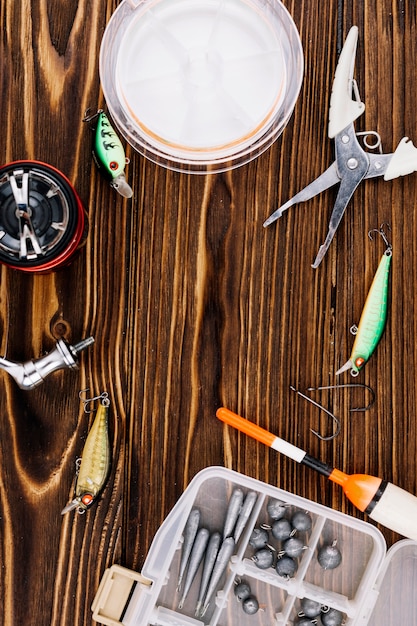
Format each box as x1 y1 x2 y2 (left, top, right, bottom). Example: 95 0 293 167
84 109 133 198
337 225 392 376
62 391 111 515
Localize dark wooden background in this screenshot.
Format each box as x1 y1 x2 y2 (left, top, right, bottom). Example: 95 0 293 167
1 1 416 624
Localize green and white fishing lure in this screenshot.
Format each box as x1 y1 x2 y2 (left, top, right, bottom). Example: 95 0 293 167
84 109 133 198
336 226 392 377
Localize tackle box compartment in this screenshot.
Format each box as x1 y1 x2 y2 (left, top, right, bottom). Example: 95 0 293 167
92 466 417 625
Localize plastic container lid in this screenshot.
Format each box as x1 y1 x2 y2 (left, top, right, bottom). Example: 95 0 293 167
366 539 417 625
99 0 303 173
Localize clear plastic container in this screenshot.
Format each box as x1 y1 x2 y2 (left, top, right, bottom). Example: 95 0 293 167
99 0 303 173
92 466 415 625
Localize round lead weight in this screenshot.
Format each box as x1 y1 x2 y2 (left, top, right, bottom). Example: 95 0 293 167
271 518 292 541
275 555 297 578
291 510 312 532
283 536 305 559
321 607 344 626
317 541 342 570
267 498 287 520
234 581 251 602
252 547 274 569
300 597 322 618
242 595 259 615
249 527 269 549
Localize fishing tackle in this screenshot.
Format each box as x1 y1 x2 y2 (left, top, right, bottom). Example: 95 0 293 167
216 407 417 542
267 497 288 520
222 487 244 539
299 597 322 619
242 595 259 615
61 391 111 514
317 540 342 570
291 383 376 440
0 335 94 390
252 547 275 570
291 510 312 532
290 385 340 441
306 383 375 412
200 536 235 616
83 109 133 198
249 527 269 549
233 579 259 614
276 554 297 578
195 531 221 617
282 536 306 559
336 225 392 376
178 527 209 609
234 580 251 601
0 161 87 272
321 607 344 626
263 26 417 268
177 508 200 591
271 518 293 541
233 490 257 542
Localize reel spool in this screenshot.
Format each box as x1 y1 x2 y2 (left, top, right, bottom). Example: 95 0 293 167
0 160 87 272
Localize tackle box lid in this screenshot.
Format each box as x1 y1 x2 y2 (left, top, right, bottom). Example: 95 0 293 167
91 466 417 625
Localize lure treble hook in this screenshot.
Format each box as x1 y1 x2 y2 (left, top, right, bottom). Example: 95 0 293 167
78 388 110 413
368 223 392 255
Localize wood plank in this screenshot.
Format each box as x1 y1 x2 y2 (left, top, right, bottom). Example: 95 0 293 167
1 0 417 623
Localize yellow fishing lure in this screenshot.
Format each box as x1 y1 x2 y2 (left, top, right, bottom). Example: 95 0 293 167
62 392 111 515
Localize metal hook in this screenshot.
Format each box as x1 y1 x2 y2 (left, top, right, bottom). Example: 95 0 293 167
82 108 103 124
290 386 341 441
78 388 110 412
306 383 375 412
368 223 392 254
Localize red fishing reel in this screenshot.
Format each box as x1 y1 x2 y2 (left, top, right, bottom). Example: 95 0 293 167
0 160 87 272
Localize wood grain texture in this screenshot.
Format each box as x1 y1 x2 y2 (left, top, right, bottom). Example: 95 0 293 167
0 0 417 624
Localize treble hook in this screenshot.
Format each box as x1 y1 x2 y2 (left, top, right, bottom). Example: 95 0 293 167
82 108 103 124
78 388 110 412
368 223 392 254
290 385 341 441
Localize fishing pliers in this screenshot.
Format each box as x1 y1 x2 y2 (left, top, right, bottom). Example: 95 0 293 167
264 25 417 268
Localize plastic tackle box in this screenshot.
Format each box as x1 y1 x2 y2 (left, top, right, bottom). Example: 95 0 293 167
92 467 417 625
